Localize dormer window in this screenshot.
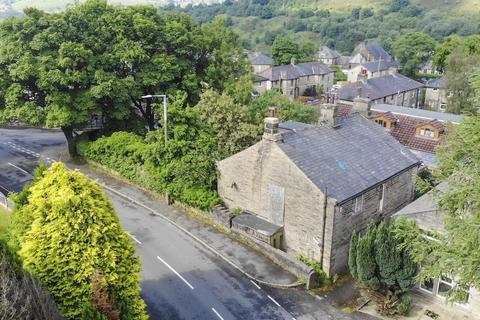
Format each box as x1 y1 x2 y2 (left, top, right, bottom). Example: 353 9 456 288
375 119 389 128
420 128 435 138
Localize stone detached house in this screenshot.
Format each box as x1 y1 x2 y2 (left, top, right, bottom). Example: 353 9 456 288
317 46 341 65
425 76 449 112
249 53 273 74
254 60 333 99
217 108 420 276
349 42 392 65
347 60 400 83
338 73 424 108
394 183 480 318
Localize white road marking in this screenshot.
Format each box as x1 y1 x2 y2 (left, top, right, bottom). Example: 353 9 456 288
268 295 281 308
250 280 261 290
156 256 194 290
128 233 142 244
211 308 225 320
7 163 31 176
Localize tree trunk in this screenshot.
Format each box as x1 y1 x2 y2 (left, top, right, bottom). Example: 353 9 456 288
61 126 78 159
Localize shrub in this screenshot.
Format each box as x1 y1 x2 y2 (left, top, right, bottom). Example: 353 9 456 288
298 255 329 287
397 293 413 315
11 163 147 319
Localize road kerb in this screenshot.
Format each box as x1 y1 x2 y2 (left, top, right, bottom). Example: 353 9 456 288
98 182 302 289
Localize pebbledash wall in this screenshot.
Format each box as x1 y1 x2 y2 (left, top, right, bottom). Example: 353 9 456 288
218 139 417 276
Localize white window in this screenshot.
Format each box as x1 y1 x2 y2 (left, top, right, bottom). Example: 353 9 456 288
420 128 435 138
354 196 364 214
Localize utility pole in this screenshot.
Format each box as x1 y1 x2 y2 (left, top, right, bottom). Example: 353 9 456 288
141 94 168 144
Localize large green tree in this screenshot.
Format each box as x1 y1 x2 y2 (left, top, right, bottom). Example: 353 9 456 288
432 35 462 73
393 31 437 77
427 115 480 296
445 47 480 114
9 163 147 319
0 0 247 157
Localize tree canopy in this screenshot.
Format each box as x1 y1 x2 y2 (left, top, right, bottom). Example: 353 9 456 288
392 31 436 77
0 0 247 157
9 163 147 319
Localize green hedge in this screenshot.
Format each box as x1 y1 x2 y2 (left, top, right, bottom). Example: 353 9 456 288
83 131 221 210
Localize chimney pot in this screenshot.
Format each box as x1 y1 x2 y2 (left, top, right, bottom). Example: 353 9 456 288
263 116 282 142
268 107 277 118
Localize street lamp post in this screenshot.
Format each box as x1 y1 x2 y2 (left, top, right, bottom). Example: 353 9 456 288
141 94 168 144
141 94 171 205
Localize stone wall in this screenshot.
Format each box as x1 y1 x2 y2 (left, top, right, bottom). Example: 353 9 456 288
327 166 417 275
218 140 327 266
230 228 319 289
425 88 447 111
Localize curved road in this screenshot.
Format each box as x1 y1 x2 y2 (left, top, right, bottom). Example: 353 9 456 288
0 128 376 320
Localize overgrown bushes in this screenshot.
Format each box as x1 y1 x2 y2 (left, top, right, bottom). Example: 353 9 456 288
348 221 418 316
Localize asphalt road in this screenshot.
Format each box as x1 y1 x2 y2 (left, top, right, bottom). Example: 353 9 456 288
0 128 376 320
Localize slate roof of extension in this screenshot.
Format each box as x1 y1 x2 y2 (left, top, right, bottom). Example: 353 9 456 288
249 53 273 65
425 75 447 89
257 62 332 81
338 73 424 102
277 114 420 203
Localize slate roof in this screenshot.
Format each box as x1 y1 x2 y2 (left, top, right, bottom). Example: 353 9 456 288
257 62 332 81
425 75 447 89
360 60 400 72
370 103 462 123
277 113 420 203
232 213 282 236
338 56 352 65
365 44 391 60
319 46 341 59
393 182 448 233
338 74 424 102
249 53 273 65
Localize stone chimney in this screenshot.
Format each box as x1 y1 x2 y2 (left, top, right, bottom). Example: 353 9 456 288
357 71 368 84
290 57 297 66
318 104 340 128
263 107 282 141
353 97 371 117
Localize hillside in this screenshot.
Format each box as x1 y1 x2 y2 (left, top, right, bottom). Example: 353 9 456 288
2 0 480 15
275 0 480 15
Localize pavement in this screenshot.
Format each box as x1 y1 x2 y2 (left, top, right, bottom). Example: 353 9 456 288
0 127 378 320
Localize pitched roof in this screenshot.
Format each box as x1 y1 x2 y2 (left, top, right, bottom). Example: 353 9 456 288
360 60 400 72
257 62 332 81
249 53 273 65
319 46 341 59
277 113 419 203
425 75 447 89
338 74 424 102
393 182 448 233
338 56 352 65
370 103 462 124
366 43 391 60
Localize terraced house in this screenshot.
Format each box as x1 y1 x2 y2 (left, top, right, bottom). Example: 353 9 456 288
338 73 424 108
253 59 334 99
218 107 420 276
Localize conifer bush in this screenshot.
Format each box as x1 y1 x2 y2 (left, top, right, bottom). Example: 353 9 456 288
10 163 148 319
